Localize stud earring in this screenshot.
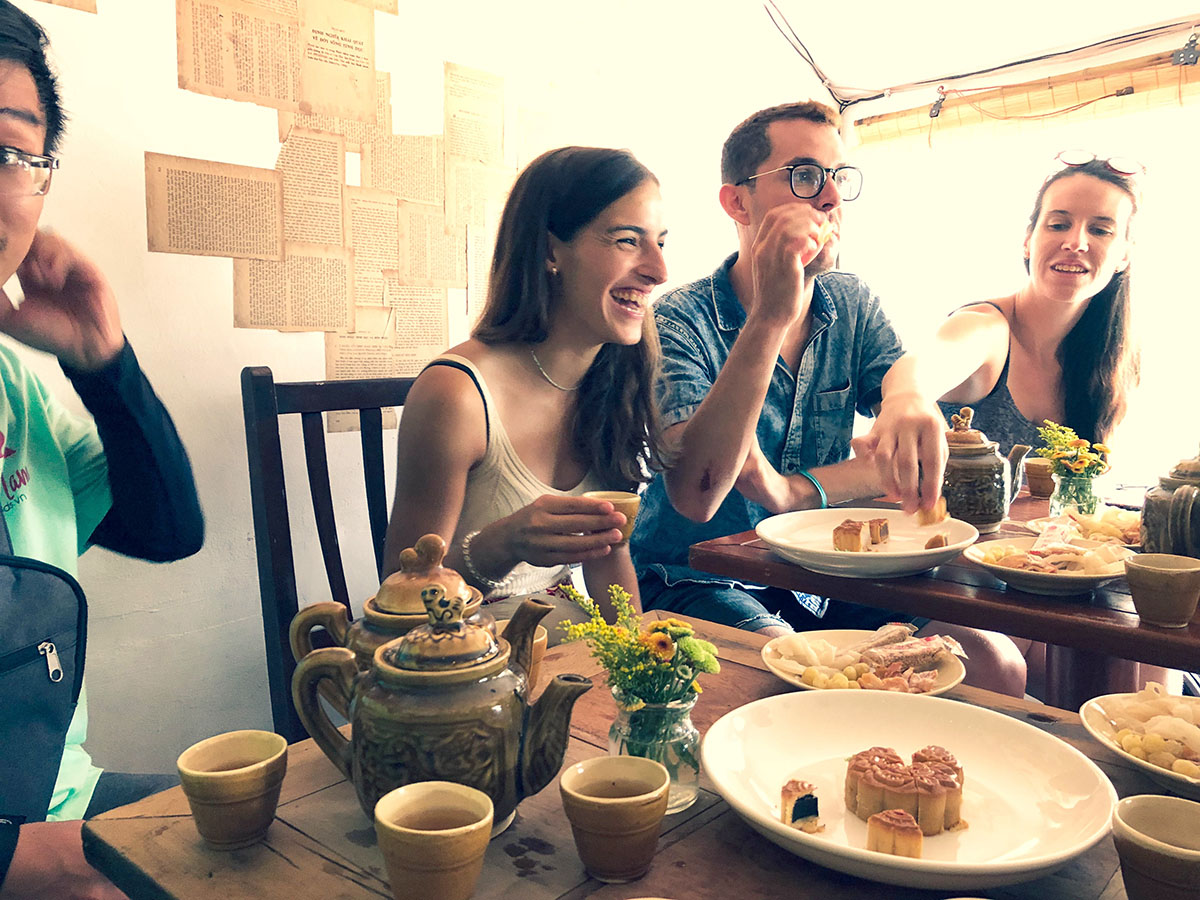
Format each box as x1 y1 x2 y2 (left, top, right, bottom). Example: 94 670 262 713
548 264 559 276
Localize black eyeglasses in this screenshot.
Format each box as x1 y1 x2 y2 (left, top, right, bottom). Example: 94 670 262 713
1055 150 1145 177
735 163 863 201
0 146 58 197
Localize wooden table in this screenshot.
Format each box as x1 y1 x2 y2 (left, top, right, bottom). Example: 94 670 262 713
689 494 1199 709
82 612 1166 900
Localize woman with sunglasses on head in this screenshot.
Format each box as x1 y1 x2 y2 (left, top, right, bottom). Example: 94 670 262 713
381 147 670 630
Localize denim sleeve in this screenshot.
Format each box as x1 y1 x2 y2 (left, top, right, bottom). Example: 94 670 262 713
855 289 904 417
654 314 715 428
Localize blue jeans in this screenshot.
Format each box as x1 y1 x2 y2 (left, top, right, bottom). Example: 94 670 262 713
639 572 925 633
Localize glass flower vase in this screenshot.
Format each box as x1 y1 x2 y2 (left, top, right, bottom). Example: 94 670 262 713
608 689 700 814
1049 473 1100 517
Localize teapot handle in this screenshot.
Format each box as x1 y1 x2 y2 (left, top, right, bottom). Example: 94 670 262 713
291 647 357 780
1169 484 1199 556
289 602 350 664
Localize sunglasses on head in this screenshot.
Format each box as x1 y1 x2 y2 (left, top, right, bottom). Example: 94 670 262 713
1055 150 1145 177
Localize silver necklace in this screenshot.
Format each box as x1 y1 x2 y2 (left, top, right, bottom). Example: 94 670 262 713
529 348 582 391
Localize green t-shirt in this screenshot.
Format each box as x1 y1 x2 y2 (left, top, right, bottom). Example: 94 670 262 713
1 344 112 820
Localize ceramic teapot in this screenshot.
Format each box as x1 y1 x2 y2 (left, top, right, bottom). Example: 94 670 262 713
292 592 592 834
940 407 1031 534
289 534 487 703
1142 445 1200 559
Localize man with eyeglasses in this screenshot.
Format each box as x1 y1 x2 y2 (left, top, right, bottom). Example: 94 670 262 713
629 101 1026 693
0 2 203 897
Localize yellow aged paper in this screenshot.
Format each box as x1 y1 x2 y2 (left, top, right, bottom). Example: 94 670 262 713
362 134 443 203
176 0 301 111
465 224 493 333
341 0 397 12
444 62 504 166
345 186 399 308
36 0 97 12
278 71 391 151
233 243 354 331
275 128 345 247
324 307 399 432
145 152 283 260
385 275 448 374
298 0 375 122
398 201 466 289
445 159 513 232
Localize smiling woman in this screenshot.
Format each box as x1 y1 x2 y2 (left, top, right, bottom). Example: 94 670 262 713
381 147 673 629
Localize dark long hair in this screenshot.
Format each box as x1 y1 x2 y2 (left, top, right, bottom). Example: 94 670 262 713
1026 160 1140 443
473 147 670 488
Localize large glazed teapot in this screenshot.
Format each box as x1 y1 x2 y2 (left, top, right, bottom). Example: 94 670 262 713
292 592 591 834
941 407 1031 534
1142 445 1200 559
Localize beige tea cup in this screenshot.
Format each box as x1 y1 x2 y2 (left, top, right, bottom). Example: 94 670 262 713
1023 457 1055 499
1112 794 1200 900
176 729 288 850
560 755 669 883
495 619 547 693
583 490 641 543
1124 554 1200 627
374 781 493 900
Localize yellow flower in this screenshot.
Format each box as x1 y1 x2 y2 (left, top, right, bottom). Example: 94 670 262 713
1069 439 1089 448
1093 443 1111 454
640 632 676 661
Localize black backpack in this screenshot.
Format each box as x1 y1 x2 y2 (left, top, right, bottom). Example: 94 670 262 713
0 512 87 822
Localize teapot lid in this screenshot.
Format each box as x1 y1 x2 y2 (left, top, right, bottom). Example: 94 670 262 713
1164 444 1200 486
945 407 992 450
386 581 500 672
374 534 473 615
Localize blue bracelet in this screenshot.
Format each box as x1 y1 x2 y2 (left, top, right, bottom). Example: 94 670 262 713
797 469 828 509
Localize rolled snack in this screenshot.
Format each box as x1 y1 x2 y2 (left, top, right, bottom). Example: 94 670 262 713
840 623 918 657
862 635 967 670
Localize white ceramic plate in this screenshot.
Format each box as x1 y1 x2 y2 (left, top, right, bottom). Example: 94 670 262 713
1079 693 1200 801
963 537 1130 596
755 508 979 578
701 691 1116 890
1025 516 1140 549
761 629 966 697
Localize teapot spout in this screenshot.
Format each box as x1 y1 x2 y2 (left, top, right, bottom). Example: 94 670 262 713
1009 444 1032 503
501 595 553 684
520 673 592 799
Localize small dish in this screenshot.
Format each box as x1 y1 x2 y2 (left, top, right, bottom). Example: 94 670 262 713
761 629 966 697
1079 694 1200 802
964 537 1130 596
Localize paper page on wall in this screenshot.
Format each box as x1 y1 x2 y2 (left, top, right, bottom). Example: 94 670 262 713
397 201 467 289
385 274 448 375
345 186 400 307
444 62 504 166
297 0 375 122
37 0 97 12
278 71 391 150
324 307 400 433
145 152 284 260
176 0 302 111
275 128 346 248
445 160 513 232
465 225 493 335
233 243 355 331
362 134 443 203
341 0 397 11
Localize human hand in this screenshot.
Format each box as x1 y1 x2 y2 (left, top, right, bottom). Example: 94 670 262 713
862 391 948 512
734 437 793 513
0 821 129 899
0 230 124 371
749 205 834 327
495 494 627 569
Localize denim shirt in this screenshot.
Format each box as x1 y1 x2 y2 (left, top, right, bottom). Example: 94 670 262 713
630 254 903 612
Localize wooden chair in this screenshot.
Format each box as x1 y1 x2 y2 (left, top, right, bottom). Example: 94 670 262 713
241 366 416 742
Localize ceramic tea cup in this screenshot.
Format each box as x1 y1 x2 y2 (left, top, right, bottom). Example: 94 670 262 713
374 781 493 900
583 490 641 543
495 619 547 693
1124 554 1200 627
176 729 288 850
1024 457 1055 499
1112 794 1200 900
560 755 669 883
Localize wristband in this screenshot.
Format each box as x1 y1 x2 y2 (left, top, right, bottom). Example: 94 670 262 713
460 530 512 594
797 469 828 509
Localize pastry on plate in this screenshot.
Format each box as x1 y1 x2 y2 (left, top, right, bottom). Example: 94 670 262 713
866 809 923 858
916 496 948 526
780 779 824 833
868 517 890 545
924 532 948 549
833 519 869 552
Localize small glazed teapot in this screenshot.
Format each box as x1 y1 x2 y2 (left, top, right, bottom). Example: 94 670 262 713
289 534 488 706
1142 445 1200 559
941 407 1031 534
292 592 592 834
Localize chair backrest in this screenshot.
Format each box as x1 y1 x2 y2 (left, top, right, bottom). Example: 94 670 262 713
241 366 416 742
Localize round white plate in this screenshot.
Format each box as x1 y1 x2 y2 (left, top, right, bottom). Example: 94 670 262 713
701 691 1116 890
761 629 966 697
1079 693 1200 801
963 537 1130 596
755 508 979 578
1025 516 1139 549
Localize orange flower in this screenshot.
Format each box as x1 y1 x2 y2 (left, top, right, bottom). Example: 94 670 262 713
640 632 675 661
1069 439 1090 448
1093 443 1111 454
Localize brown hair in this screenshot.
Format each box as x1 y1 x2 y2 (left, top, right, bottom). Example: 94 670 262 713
473 147 671 487
1026 160 1140 443
720 100 840 186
